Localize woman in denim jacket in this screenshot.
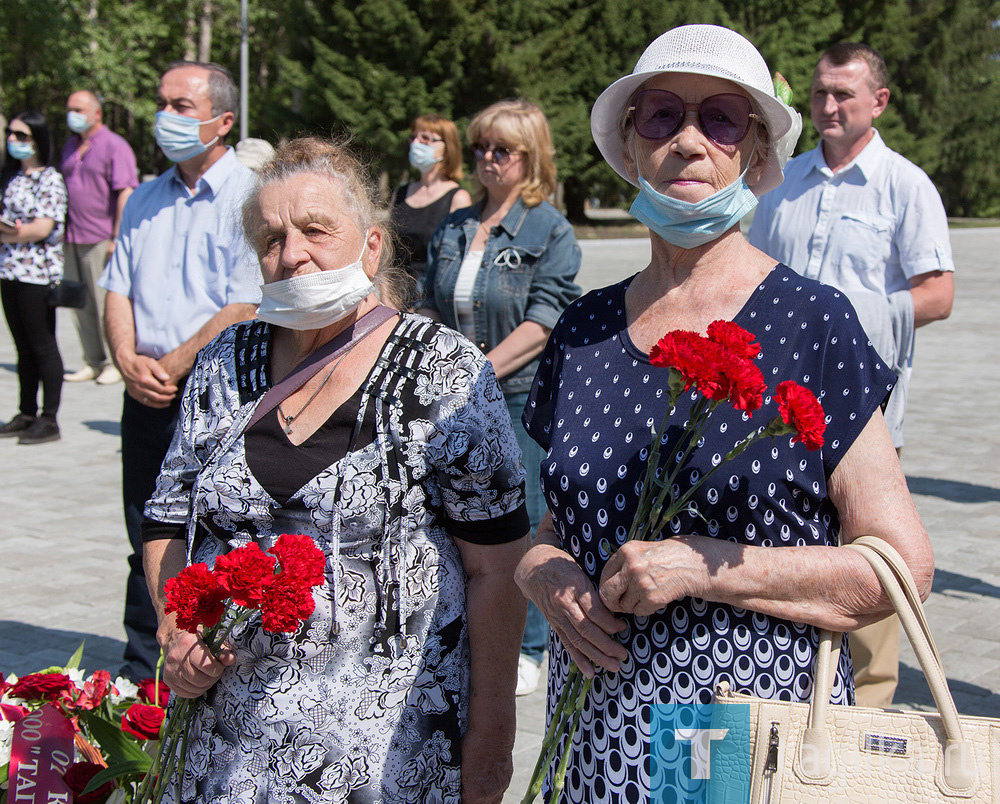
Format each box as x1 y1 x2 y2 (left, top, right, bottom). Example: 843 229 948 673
418 99 582 696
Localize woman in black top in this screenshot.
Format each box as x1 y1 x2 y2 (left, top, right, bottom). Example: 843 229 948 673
391 114 471 285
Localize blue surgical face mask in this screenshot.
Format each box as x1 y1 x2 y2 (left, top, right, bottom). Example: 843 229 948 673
628 161 758 250
66 111 91 134
154 110 223 163
408 141 441 173
7 141 35 161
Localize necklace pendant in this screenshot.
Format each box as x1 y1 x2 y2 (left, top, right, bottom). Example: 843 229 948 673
283 421 295 435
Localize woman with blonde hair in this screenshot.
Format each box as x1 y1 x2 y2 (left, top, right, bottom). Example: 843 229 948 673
391 114 471 283
418 99 581 696
144 136 529 802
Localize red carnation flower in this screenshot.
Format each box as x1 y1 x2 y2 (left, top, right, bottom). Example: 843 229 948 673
716 351 767 413
214 542 277 608
64 761 115 803
650 331 725 398
260 574 316 633
651 330 765 413
164 562 227 634
649 329 698 372
136 678 171 707
121 702 166 740
9 672 74 703
706 320 761 361
268 534 326 588
67 670 112 711
774 381 826 450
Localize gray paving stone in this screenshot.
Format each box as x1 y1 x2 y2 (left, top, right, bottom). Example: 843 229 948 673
0 230 996 804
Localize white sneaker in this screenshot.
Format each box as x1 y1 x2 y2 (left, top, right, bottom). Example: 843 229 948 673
516 654 542 697
95 365 122 385
65 365 99 382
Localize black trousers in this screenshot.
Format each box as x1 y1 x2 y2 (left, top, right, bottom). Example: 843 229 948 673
120 391 181 680
0 279 63 417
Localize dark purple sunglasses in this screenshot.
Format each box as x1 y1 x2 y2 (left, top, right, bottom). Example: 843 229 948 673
628 89 759 145
472 142 517 165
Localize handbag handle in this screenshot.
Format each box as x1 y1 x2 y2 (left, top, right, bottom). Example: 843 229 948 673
800 536 977 792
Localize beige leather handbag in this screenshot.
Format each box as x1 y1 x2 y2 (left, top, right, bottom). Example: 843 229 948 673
707 536 999 803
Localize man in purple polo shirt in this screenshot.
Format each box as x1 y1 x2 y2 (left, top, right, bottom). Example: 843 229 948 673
60 91 138 385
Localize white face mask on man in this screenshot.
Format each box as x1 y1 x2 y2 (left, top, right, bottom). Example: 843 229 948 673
256 238 375 331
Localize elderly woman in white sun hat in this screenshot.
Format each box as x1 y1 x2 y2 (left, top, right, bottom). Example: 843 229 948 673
513 24 934 801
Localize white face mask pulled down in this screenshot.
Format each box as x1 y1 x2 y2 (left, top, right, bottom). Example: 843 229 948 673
256 238 375 331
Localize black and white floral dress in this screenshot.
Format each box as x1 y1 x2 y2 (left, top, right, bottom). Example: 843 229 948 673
145 313 528 803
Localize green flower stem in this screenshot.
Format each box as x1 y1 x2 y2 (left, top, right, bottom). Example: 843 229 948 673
551 675 593 802
646 426 770 540
175 708 190 804
521 667 593 804
521 666 577 803
207 607 255 653
626 405 675 543
646 399 719 538
629 395 707 543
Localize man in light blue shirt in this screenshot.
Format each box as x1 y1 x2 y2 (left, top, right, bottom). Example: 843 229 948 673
101 60 259 680
748 43 954 710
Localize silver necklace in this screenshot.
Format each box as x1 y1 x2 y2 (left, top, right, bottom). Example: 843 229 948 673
276 351 350 435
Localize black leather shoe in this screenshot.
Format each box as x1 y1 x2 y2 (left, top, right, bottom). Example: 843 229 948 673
0 413 35 437
18 416 60 445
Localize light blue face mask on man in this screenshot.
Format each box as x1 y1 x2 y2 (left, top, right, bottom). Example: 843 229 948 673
154 110 223 163
66 111 91 134
629 163 758 249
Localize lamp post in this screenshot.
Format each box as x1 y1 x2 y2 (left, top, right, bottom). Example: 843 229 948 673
239 0 249 141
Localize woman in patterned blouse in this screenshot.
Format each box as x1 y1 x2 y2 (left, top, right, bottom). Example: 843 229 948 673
143 138 529 803
0 111 68 444
513 25 935 803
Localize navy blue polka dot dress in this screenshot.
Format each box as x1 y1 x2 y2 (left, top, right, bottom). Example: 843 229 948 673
523 264 896 803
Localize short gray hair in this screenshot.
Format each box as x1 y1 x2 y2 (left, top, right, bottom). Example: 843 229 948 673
163 60 239 120
242 137 410 307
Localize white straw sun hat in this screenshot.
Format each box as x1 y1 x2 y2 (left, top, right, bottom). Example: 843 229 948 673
591 24 801 197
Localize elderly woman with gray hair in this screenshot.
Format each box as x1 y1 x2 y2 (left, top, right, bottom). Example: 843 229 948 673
142 137 529 803
514 25 934 801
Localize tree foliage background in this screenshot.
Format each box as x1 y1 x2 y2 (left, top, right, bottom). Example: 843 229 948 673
1 0 997 217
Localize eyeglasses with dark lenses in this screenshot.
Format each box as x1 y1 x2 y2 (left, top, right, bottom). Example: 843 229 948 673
472 143 517 165
628 89 759 146
5 129 32 143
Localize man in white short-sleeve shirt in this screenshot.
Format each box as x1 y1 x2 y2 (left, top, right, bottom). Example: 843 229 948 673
749 43 954 450
748 42 954 709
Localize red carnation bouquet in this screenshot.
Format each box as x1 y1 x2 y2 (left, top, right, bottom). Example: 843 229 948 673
523 322 826 802
134 534 326 804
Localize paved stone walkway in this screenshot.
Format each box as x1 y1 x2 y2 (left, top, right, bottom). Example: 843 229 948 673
0 231 996 804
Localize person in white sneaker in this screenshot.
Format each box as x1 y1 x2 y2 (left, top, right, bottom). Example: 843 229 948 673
60 90 138 385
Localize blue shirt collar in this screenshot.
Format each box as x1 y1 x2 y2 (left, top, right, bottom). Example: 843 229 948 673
809 129 885 180
168 146 241 197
